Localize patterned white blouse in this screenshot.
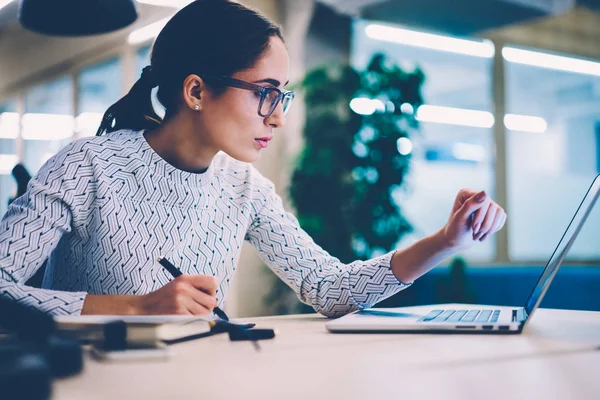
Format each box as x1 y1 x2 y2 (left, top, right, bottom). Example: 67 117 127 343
0 130 411 317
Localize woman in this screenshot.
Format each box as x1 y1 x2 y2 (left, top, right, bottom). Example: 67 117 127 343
0 0 505 318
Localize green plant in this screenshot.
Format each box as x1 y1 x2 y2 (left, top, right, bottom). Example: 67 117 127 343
291 53 424 262
263 53 425 315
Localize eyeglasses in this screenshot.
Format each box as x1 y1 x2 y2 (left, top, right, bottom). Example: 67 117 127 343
199 75 295 118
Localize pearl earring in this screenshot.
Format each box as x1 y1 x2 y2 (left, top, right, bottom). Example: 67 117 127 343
193 104 199 111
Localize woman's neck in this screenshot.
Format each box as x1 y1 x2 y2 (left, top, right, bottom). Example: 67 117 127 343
143 113 217 174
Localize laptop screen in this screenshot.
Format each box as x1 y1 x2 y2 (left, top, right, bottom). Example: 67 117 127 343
523 174 600 316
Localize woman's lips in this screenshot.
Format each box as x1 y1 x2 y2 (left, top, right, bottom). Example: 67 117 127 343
254 136 273 149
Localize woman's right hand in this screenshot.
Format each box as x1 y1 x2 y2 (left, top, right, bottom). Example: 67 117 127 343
135 275 219 315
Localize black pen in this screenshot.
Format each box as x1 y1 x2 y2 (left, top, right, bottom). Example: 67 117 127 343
157 257 230 322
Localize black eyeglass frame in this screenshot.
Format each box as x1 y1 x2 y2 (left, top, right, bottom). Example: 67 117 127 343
199 74 295 118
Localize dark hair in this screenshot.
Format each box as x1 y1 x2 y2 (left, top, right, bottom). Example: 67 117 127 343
96 0 283 136
8 163 32 206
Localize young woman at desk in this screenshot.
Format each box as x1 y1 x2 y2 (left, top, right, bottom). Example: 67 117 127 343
0 0 506 318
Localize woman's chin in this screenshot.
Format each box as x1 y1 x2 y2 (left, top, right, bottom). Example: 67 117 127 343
224 148 262 164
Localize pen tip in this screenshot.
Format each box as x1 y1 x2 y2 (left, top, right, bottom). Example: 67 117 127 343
157 257 162 262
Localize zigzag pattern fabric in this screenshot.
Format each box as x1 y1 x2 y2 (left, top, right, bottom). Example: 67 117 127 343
0 130 411 317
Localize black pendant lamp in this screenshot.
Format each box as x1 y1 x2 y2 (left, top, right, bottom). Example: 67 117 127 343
19 0 138 36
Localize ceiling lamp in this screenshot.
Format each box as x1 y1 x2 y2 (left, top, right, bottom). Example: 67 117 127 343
19 0 138 36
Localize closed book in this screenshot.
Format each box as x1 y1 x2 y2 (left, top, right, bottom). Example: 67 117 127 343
54 315 213 346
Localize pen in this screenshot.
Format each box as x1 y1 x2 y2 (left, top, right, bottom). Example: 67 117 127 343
157 257 230 322
156 258 265 351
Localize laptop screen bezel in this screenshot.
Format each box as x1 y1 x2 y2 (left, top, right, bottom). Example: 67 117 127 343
521 174 600 324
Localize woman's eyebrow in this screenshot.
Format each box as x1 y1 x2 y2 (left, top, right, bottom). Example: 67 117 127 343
253 78 290 87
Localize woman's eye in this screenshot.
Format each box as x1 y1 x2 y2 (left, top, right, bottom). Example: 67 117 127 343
253 91 262 98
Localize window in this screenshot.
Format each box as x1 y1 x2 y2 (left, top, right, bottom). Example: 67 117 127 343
77 57 123 137
505 46 600 261
352 20 495 262
0 99 17 153
0 99 18 217
23 76 74 174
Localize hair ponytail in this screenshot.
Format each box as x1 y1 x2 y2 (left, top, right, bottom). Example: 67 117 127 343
96 66 163 136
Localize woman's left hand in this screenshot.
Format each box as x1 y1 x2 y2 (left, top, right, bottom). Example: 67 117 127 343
441 188 507 250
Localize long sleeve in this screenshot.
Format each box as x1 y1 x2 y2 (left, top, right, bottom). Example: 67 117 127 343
244 174 412 318
0 143 88 316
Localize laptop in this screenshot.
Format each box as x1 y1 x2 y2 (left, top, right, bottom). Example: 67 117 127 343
327 174 600 334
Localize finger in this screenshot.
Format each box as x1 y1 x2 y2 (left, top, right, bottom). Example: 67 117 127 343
452 188 478 213
479 209 506 242
185 275 218 296
455 190 488 224
479 209 504 241
471 198 491 236
475 205 498 240
490 210 506 235
185 285 217 312
183 296 211 316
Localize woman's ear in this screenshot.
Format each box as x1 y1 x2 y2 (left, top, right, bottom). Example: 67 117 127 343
183 74 204 111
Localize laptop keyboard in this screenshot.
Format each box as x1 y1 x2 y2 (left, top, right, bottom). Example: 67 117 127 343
418 309 501 323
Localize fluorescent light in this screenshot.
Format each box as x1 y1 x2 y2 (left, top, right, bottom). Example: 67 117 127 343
504 114 547 133
128 17 170 45
0 112 20 139
396 137 413 155
76 112 103 137
416 105 495 128
349 98 386 116
502 47 600 76
22 113 74 141
136 0 193 7
452 143 485 162
0 154 18 175
365 23 494 58
0 0 13 12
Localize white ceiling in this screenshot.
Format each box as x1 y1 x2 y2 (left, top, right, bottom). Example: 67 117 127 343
316 0 389 16
0 0 171 33
0 1 173 95
0 0 18 31
316 0 577 16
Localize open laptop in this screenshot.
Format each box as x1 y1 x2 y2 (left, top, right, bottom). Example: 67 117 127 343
327 174 600 334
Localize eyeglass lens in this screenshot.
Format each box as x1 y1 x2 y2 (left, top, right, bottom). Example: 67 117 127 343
260 90 294 117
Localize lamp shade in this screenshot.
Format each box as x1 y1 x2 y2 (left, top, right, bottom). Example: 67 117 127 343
19 0 138 36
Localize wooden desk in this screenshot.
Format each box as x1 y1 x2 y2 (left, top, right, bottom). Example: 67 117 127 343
54 306 600 400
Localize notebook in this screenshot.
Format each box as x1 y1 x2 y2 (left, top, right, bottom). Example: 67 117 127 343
54 315 213 345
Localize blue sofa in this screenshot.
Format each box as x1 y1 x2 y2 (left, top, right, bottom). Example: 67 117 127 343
375 266 600 311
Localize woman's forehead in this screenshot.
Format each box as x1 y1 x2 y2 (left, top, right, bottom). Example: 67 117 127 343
235 37 289 86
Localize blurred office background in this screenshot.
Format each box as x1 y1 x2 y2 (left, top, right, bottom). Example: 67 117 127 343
0 0 598 317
